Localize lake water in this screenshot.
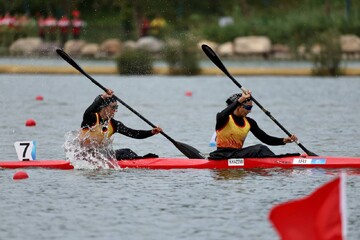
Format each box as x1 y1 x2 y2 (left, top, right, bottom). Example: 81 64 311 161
0 73 359 240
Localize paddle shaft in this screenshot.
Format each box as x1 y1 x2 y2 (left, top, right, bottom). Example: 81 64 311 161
202 44 317 156
56 49 204 159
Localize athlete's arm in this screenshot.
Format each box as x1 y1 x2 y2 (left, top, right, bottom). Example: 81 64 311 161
248 118 285 145
113 119 153 139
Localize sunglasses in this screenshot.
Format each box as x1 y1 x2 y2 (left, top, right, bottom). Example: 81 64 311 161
110 105 118 110
242 104 253 111
242 98 252 103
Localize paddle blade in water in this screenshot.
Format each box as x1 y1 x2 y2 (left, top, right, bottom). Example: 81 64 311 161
174 141 205 159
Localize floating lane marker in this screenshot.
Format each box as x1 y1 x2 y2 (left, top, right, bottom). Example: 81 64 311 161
25 119 36 127
13 171 29 180
35 95 44 101
185 91 193 97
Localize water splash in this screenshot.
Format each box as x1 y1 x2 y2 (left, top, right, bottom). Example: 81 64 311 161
63 130 121 170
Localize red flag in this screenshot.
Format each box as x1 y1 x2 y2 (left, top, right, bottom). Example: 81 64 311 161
269 174 346 240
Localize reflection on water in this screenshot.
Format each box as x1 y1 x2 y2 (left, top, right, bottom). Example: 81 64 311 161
211 169 271 180
212 168 360 181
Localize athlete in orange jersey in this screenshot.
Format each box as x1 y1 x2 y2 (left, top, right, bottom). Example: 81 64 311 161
80 89 162 160
209 90 297 159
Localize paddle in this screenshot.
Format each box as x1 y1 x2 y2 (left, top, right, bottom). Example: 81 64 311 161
201 44 317 156
56 48 204 159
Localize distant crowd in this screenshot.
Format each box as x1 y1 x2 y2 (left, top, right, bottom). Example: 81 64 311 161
139 14 166 38
0 10 86 46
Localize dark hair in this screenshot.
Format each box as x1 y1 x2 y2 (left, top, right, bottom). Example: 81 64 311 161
226 93 242 105
99 96 117 109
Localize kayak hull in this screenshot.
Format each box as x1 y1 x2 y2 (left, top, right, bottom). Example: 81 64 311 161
1 155 360 170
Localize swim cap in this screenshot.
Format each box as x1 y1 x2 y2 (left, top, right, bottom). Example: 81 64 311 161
226 93 242 105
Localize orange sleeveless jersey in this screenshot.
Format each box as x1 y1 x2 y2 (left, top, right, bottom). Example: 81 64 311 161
79 113 115 147
216 115 250 149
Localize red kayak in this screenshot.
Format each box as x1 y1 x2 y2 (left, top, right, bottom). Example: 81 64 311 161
1 155 360 170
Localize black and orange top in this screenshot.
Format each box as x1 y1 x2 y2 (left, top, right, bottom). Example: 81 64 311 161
215 100 285 149
80 95 153 147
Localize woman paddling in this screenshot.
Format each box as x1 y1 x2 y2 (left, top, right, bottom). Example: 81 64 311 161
209 90 298 159
78 89 162 160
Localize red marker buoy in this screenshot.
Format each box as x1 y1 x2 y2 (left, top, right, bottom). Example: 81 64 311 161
13 171 29 180
185 91 193 97
25 119 36 127
35 95 44 101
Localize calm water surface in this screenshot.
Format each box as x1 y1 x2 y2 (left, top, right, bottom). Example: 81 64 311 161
0 74 359 240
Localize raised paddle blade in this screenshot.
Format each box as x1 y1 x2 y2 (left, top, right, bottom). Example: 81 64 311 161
201 44 231 76
56 48 205 159
56 49 85 74
201 44 318 157
202 44 244 90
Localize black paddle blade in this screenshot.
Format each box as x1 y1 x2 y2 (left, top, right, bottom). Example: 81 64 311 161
201 44 228 73
174 141 205 159
201 44 244 89
56 49 81 71
303 149 318 157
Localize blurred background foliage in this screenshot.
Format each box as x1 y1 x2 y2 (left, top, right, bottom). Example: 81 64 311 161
116 49 153 75
1 0 359 46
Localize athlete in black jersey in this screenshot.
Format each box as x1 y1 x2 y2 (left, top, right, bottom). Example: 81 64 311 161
79 89 162 160
209 90 298 159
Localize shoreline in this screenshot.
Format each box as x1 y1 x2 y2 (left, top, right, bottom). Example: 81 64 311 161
0 65 360 76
